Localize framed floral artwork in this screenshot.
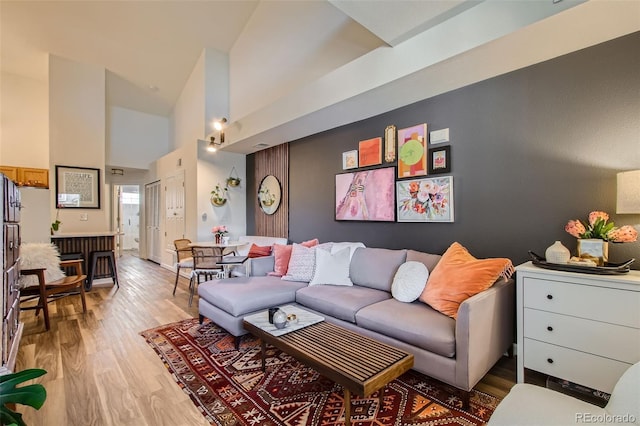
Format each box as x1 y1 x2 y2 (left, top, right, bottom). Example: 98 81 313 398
342 150 358 170
358 137 382 167
428 145 451 174
397 123 428 178
396 176 454 222
335 167 395 222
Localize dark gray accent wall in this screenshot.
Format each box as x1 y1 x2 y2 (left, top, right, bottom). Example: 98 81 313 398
249 32 640 268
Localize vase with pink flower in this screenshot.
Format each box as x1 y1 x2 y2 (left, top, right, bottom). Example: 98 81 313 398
212 225 228 244
565 211 638 265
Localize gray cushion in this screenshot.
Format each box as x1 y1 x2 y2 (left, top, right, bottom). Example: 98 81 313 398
356 298 456 357
198 276 305 317
349 247 407 291
406 250 441 272
295 285 391 323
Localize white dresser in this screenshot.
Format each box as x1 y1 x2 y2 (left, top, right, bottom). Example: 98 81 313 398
516 261 640 393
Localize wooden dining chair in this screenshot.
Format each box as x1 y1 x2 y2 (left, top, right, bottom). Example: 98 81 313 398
20 259 87 331
189 246 224 306
173 238 193 296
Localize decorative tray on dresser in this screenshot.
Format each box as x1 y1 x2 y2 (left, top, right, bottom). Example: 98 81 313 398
515 261 640 394
528 251 635 275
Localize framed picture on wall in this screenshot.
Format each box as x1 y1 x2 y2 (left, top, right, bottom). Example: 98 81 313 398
397 123 428 179
342 150 358 170
358 137 382 167
335 167 395 222
396 175 454 222
384 125 396 163
428 145 451 174
55 165 101 209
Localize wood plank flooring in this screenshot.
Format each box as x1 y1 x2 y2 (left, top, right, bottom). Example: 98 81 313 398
15 254 518 425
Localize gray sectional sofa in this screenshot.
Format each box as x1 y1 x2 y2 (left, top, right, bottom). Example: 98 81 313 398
198 246 514 393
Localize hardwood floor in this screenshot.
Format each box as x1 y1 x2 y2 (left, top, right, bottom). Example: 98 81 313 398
15 254 518 425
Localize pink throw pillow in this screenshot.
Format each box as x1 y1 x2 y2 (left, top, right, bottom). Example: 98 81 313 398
268 239 319 277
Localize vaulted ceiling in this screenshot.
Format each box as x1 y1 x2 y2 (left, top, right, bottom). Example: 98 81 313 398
2 0 638 154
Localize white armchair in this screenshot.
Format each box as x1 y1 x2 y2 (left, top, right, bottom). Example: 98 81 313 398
488 361 640 425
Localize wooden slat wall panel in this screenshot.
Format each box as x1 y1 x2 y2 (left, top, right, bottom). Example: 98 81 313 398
254 144 288 239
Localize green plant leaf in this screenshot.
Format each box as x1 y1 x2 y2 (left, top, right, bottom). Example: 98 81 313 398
1 406 26 426
0 369 47 426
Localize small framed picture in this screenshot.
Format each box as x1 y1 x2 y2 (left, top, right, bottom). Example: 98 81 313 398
384 125 396 163
428 146 451 174
342 150 358 170
358 137 382 167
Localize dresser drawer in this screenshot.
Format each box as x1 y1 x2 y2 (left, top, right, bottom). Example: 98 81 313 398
523 277 640 327
4 264 19 315
524 308 640 364
523 338 631 393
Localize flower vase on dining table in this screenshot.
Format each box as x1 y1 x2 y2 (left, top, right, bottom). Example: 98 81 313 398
215 234 222 244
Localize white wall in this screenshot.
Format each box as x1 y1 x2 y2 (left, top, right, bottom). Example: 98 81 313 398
0 72 49 167
196 140 246 243
20 187 51 243
171 51 206 151
204 49 229 136
150 47 247 270
107 106 170 169
0 72 51 241
49 55 109 233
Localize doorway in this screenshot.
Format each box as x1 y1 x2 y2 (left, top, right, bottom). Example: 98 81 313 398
113 185 141 257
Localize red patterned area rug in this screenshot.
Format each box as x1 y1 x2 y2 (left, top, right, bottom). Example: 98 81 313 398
141 318 499 426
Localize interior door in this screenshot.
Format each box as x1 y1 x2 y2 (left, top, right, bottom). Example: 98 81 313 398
145 181 161 263
164 170 185 251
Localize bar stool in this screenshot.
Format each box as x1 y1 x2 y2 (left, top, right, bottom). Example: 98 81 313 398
88 250 120 290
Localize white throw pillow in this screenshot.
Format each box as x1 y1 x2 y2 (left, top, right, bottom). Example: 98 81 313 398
391 261 429 302
329 242 365 260
18 243 66 288
309 247 353 286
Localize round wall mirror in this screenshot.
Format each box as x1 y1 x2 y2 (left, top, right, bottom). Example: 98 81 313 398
258 175 281 215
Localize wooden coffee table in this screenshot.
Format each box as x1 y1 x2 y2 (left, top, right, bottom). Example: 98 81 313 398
243 311 414 426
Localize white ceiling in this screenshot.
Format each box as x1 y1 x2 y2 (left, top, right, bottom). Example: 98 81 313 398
0 0 490 117
2 0 638 155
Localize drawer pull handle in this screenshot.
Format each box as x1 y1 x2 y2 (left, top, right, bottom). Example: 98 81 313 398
547 358 554 364
547 326 553 331
546 294 553 300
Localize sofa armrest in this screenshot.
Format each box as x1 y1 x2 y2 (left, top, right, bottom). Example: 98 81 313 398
249 255 276 276
454 278 515 390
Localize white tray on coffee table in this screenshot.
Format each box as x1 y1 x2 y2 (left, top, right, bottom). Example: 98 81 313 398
243 305 324 337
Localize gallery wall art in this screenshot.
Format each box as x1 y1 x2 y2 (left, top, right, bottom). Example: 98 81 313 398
335 167 395 222
397 123 427 179
358 137 382 167
396 176 454 222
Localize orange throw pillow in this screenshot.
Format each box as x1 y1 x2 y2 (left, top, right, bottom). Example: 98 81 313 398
269 239 319 277
419 242 514 319
248 244 272 258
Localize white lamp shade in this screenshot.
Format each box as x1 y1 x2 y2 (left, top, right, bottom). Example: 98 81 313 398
617 170 640 214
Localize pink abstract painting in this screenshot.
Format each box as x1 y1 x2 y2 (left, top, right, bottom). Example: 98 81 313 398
335 167 395 221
